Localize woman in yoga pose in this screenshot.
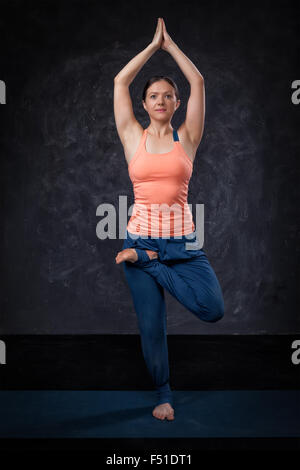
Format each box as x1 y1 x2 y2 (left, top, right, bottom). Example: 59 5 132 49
114 18 224 421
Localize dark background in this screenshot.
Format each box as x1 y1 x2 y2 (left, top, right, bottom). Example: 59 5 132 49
0 0 299 334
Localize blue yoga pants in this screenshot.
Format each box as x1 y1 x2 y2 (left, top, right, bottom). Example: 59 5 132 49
122 230 225 407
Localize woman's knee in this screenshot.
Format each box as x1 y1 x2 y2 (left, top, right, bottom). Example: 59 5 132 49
209 301 224 322
195 296 224 323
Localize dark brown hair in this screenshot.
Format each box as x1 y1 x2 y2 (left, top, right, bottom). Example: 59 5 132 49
142 76 180 102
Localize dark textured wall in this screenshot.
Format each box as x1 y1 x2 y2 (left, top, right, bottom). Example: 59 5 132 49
0 0 299 333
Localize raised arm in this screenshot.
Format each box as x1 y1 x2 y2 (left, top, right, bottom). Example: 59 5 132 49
113 18 163 146
161 19 205 147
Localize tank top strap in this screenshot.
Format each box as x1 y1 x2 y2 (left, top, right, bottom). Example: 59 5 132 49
173 129 179 141
137 128 148 151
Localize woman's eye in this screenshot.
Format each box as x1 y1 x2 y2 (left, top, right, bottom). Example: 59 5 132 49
150 95 171 98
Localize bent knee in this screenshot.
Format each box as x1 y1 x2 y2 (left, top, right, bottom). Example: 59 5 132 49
209 306 224 322
195 298 224 323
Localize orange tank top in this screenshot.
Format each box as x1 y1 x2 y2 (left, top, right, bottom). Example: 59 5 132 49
127 128 195 237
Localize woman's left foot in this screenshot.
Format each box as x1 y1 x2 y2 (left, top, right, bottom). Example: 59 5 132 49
152 402 175 421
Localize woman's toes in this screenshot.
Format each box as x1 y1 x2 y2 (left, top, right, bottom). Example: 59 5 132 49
152 403 175 421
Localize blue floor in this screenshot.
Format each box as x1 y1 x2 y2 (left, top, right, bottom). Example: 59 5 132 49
0 390 299 438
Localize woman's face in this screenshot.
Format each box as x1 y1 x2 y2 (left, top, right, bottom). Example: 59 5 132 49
142 80 180 121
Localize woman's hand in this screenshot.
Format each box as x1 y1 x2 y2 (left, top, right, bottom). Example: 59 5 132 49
160 18 175 51
151 18 163 51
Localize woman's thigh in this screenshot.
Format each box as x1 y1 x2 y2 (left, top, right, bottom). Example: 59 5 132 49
168 251 225 321
121 228 224 322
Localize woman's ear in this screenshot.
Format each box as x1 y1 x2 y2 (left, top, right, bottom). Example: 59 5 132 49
175 99 181 110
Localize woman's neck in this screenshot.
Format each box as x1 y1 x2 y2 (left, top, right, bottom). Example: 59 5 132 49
147 123 173 137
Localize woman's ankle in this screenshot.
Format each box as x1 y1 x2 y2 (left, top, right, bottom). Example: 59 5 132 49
145 249 158 260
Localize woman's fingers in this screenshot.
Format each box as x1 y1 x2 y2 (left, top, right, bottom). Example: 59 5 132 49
151 18 164 50
155 18 163 44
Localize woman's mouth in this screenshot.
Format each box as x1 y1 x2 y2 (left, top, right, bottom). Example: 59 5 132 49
156 109 166 112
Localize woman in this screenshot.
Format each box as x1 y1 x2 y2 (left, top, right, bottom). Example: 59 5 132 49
114 18 224 421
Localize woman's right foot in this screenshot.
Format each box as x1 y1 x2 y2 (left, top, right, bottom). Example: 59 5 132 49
152 402 175 421
115 248 138 264
115 248 158 264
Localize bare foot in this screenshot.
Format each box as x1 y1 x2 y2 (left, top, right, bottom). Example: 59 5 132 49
115 248 138 264
152 403 175 421
115 249 158 264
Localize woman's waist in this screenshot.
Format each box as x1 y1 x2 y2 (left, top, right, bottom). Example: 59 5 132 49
123 229 202 261
130 201 193 214
127 206 195 238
